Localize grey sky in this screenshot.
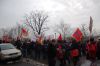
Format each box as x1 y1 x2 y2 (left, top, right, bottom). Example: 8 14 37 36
0 0 100 34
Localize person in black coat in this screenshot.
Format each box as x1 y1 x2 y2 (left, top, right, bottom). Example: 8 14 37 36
70 39 80 66
0 39 2 44
48 39 56 66
42 40 48 59
97 39 100 59
21 41 28 57
15 39 22 50
34 40 42 60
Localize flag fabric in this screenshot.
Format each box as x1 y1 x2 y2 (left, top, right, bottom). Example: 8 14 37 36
89 16 93 33
2 35 11 43
37 36 43 45
72 28 83 42
21 28 28 36
58 34 62 41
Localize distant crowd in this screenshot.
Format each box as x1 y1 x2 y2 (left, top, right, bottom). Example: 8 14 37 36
0 37 100 66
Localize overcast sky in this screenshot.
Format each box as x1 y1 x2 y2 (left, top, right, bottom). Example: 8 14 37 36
0 0 100 35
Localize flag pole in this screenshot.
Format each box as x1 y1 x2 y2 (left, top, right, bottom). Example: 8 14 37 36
89 31 91 44
55 33 56 40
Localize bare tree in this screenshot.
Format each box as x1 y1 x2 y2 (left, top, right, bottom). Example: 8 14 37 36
8 27 19 39
80 24 97 37
0 28 7 38
55 21 71 40
8 28 14 38
6 24 23 39
80 24 89 38
24 11 49 37
91 28 98 36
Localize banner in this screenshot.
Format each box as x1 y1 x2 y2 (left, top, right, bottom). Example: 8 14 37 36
72 28 83 42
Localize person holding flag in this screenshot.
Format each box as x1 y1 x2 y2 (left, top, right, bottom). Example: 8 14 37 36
71 28 83 66
56 34 66 66
48 39 56 66
35 36 43 60
86 16 97 66
86 38 97 61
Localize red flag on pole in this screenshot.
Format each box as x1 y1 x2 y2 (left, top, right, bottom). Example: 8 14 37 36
89 16 93 33
21 28 28 36
72 28 83 42
58 34 62 41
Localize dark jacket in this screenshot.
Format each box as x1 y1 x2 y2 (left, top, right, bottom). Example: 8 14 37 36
48 43 56 59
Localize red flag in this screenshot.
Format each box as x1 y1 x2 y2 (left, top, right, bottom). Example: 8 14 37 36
72 28 83 42
58 34 62 41
2 35 11 43
37 36 43 45
21 28 28 36
89 16 93 33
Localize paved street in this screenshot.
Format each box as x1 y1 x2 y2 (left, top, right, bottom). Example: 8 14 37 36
81 60 100 66
0 57 100 66
0 62 33 66
0 58 47 66
77 57 100 66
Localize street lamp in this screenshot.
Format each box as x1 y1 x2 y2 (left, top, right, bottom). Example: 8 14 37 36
55 33 56 40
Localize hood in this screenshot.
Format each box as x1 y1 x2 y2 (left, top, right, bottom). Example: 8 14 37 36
1 49 21 55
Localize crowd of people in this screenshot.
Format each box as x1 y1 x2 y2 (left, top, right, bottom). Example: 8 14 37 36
0 37 100 66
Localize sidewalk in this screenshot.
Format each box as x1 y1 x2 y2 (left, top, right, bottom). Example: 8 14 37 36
22 58 48 66
22 57 100 66
81 60 100 66
80 56 100 66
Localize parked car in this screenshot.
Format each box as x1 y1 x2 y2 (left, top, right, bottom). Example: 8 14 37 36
0 43 22 62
